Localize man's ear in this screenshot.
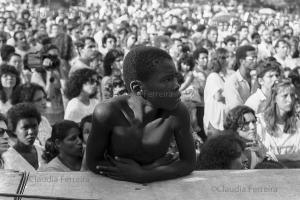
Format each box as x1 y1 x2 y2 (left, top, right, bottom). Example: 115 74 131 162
129 80 143 95
257 77 264 86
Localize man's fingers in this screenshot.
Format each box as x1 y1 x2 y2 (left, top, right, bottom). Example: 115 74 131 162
96 165 119 173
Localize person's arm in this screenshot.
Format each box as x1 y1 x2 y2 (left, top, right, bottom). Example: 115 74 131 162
179 72 193 92
97 103 196 183
86 103 114 173
224 79 244 111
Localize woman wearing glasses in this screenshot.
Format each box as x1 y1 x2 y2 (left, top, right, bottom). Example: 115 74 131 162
64 68 99 123
256 78 300 168
11 83 52 149
0 113 11 168
224 105 277 169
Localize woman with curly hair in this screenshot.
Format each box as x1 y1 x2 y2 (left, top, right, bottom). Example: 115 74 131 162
11 83 52 148
196 131 248 170
40 120 83 172
101 48 126 100
257 78 300 167
64 68 99 123
224 105 278 168
0 64 21 115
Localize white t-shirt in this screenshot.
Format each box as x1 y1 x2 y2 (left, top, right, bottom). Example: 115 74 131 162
245 89 267 114
64 98 98 123
257 114 300 155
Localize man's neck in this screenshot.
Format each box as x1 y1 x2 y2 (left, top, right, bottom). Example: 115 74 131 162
58 154 82 171
238 67 251 81
14 142 33 153
79 57 90 66
78 93 90 105
260 87 271 98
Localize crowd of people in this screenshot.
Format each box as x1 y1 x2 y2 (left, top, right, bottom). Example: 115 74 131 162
0 0 300 183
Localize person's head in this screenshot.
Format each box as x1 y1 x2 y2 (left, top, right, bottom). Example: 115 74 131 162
197 132 248 170
206 26 218 44
209 48 229 73
0 113 9 155
7 103 41 146
285 26 294 37
50 24 60 37
13 31 28 50
7 53 22 71
1 45 15 63
235 45 257 72
14 21 25 32
264 78 297 134
43 120 83 163
102 33 117 50
251 32 261 44
272 28 281 40
103 48 124 76
81 22 92 37
0 17 6 30
224 105 257 141
79 115 92 145
78 37 96 60
65 68 98 100
261 30 272 43
153 35 172 52
239 25 249 39
0 64 20 91
177 54 194 73
126 33 137 49
123 46 181 111
275 39 289 58
256 59 281 88
254 160 285 169
11 83 47 114
223 36 237 53
193 47 208 70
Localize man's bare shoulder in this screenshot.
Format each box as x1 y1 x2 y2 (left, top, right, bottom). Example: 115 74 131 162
93 95 130 120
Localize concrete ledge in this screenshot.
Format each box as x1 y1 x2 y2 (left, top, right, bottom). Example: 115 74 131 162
1 169 300 199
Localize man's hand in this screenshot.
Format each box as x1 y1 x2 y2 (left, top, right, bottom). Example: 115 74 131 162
96 156 145 183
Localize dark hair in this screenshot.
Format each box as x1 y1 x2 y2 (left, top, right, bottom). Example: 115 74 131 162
251 32 260 40
223 36 236 45
123 46 173 92
289 67 300 87
192 47 208 61
254 160 285 169
224 105 256 131
235 45 256 69
13 30 25 42
0 64 21 103
0 31 7 43
11 83 46 105
103 49 124 76
209 48 228 73
275 39 289 49
7 103 41 133
1 45 15 62
65 68 97 99
197 131 246 170
43 120 81 162
0 112 7 125
206 26 218 35
7 52 21 62
256 60 281 79
102 33 117 48
177 53 194 72
79 115 92 140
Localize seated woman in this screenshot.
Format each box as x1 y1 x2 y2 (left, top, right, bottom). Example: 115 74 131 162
224 105 277 169
40 120 83 172
196 131 248 170
257 78 300 168
86 46 196 183
0 113 12 168
0 64 21 115
64 68 99 123
11 83 52 148
2 103 44 172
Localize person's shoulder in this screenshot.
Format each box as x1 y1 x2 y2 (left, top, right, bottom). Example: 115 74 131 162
169 101 190 120
93 95 129 119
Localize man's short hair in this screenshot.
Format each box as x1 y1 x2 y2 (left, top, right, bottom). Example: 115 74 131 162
193 47 208 61
13 30 25 42
223 36 236 45
256 60 281 78
274 38 289 48
123 46 172 92
7 103 41 132
235 45 256 64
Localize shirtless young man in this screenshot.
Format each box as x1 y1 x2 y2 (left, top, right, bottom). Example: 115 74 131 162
86 46 196 183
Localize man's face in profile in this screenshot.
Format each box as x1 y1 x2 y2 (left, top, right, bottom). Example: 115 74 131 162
142 59 181 111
